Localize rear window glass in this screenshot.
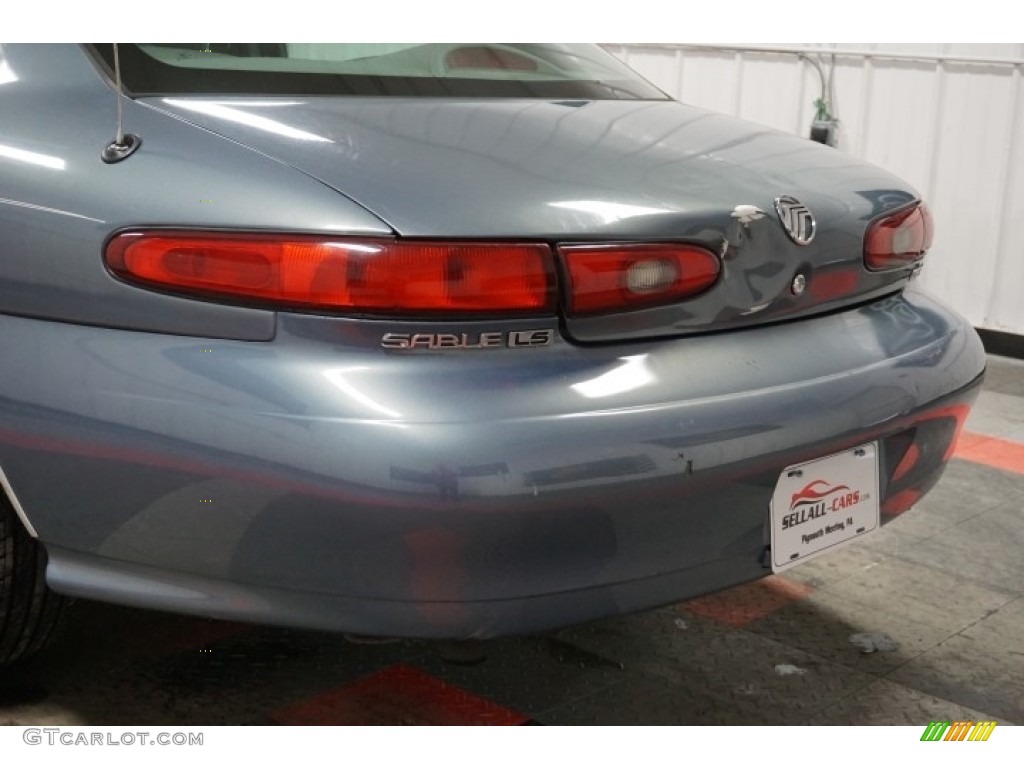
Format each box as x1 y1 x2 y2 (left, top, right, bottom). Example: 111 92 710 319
88 44 667 100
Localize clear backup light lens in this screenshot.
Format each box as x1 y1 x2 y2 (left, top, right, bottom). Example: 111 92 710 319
864 202 934 271
625 259 679 294
105 232 556 316
560 243 720 316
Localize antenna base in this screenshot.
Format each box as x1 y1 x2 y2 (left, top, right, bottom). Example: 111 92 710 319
101 134 142 164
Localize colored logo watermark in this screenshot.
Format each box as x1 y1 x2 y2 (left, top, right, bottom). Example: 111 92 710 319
920 720 996 742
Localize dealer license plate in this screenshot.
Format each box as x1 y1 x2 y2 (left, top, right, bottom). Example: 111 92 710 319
770 442 880 572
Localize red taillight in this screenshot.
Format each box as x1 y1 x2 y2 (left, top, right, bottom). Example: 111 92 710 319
864 202 934 271
105 232 555 316
559 243 720 316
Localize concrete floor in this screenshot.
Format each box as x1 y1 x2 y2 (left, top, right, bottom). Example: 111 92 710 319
1 354 1021 726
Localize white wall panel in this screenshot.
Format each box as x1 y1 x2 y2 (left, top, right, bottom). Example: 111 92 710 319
989 66 1024 333
613 44 1024 335
734 54 808 131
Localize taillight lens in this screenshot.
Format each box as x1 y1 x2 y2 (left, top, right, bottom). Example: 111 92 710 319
864 202 934 271
105 232 555 316
560 243 720 316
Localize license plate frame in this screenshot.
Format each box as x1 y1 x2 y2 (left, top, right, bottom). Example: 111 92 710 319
769 442 880 572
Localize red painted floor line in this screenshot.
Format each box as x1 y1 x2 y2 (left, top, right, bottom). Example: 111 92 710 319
270 663 529 726
681 575 814 628
954 431 1024 476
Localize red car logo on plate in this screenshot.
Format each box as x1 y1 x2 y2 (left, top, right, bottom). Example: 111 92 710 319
790 480 850 510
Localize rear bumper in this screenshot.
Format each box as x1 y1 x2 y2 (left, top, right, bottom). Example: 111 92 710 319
0 286 985 636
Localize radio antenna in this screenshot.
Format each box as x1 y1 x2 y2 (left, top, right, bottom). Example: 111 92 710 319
102 43 142 163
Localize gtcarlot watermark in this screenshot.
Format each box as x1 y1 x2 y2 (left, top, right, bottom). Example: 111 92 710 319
23 729 203 747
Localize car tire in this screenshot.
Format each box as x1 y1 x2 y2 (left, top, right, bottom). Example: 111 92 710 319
0 493 68 667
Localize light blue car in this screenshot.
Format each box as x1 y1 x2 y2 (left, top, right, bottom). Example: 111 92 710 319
0 44 985 665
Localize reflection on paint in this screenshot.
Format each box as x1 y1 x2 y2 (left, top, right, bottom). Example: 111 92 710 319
549 199 668 224
0 143 66 170
163 99 333 143
571 354 653 398
323 366 401 418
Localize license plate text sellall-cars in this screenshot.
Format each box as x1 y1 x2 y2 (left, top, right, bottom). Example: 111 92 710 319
770 443 880 572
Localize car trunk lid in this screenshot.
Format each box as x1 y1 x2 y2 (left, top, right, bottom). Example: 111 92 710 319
142 96 922 341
